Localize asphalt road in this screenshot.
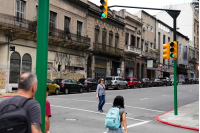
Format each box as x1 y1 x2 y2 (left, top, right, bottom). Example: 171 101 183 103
46 84 199 133
1 84 198 133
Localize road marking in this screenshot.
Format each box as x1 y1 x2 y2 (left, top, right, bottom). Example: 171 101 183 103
48 98 165 113
140 98 149 100
103 121 150 133
51 105 149 122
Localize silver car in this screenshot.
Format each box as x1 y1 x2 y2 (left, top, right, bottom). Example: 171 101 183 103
105 76 128 90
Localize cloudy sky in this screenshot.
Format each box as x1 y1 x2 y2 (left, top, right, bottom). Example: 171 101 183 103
89 0 194 15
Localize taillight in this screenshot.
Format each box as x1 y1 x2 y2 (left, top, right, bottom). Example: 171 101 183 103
152 82 156 83
144 80 146 83
85 82 88 84
61 83 65 87
115 81 117 83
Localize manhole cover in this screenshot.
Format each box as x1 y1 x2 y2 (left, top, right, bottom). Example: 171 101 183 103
64 118 78 121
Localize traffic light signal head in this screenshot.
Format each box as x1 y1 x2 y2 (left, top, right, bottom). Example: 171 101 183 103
100 0 107 19
163 42 170 60
170 41 177 59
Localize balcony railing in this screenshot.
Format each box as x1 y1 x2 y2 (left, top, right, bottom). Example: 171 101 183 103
124 45 141 55
93 43 124 57
189 57 197 63
142 51 158 59
0 13 90 46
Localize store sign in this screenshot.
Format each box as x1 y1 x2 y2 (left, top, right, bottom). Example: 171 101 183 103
94 64 107 69
147 60 153 68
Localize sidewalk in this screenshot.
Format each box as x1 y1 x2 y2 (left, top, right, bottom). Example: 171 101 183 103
156 101 199 131
0 91 17 98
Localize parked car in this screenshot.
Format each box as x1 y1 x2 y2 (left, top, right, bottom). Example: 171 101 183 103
125 78 141 89
159 77 172 86
195 78 199 84
105 76 128 90
139 78 151 87
192 78 199 84
53 78 84 94
189 78 196 84
182 78 191 84
47 79 60 95
150 79 163 87
78 78 97 92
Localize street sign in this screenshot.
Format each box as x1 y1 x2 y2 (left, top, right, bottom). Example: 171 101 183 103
165 65 168 70
197 65 199 71
117 68 120 74
163 65 165 69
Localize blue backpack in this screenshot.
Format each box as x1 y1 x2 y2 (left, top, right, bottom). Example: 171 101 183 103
105 107 120 129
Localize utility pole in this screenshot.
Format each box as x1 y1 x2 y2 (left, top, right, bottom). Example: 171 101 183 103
35 0 50 132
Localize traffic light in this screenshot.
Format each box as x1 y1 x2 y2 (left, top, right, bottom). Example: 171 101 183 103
163 42 170 60
170 41 177 59
100 0 108 19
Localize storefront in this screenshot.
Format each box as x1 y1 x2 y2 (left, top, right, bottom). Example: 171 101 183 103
146 60 158 79
94 57 107 80
125 61 134 78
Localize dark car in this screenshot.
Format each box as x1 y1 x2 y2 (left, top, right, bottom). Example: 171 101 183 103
150 79 163 87
191 78 198 84
54 78 83 94
195 78 199 84
78 78 97 92
139 78 151 87
125 78 141 89
182 78 191 84
159 77 172 86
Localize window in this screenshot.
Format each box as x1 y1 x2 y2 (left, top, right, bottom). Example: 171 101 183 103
168 37 170 43
65 79 71 83
150 43 153 48
125 33 129 45
142 21 145 28
22 54 32 73
109 32 113 46
50 11 57 28
137 37 140 48
72 79 77 84
64 16 70 32
95 28 99 43
141 39 144 51
10 52 21 83
163 35 165 44
151 26 153 32
36 6 38 17
115 34 119 48
15 0 25 19
147 24 150 30
77 21 82 36
102 28 107 45
131 35 135 46
47 79 52 83
58 65 61 71
163 59 165 65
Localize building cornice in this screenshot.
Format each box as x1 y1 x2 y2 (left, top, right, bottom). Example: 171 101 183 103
125 15 142 26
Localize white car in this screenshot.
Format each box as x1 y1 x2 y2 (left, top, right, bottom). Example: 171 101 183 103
105 76 128 90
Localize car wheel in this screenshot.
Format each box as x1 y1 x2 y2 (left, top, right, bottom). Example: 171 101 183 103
88 87 91 92
140 84 142 88
64 88 69 94
133 84 136 89
55 88 59 95
117 85 120 90
79 88 83 93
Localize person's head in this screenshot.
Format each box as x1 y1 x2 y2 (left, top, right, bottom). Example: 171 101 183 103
98 78 104 84
18 73 38 98
113 96 125 108
46 87 49 98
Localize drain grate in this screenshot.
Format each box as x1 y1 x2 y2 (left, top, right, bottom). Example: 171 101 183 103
64 118 78 121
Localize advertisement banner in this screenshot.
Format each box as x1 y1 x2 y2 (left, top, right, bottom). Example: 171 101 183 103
147 60 153 68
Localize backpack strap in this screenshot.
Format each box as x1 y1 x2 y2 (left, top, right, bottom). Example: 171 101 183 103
18 98 32 108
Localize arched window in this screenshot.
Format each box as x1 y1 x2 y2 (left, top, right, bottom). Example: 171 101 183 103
22 54 32 73
10 52 21 83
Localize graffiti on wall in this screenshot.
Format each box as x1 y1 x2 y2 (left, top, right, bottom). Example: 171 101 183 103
0 71 6 89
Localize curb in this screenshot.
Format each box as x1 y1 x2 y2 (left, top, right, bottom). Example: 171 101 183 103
155 110 199 131
0 96 12 98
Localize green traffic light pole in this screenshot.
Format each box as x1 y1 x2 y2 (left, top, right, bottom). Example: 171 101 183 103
35 0 49 132
108 5 180 115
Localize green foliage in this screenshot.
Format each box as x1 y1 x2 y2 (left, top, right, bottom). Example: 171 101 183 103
109 48 115 54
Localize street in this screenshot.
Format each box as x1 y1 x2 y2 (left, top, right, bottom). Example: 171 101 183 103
45 84 199 133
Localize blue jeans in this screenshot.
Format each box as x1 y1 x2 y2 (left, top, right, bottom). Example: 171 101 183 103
98 95 105 111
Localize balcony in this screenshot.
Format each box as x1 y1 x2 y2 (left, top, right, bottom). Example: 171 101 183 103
93 43 124 58
141 51 158 60
0 13 90 51
189 57 197 63
124 45 141 56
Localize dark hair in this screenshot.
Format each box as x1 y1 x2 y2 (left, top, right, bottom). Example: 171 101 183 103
113 96 125 108
97 78 104 84
18 73 37 91
47 87 49 92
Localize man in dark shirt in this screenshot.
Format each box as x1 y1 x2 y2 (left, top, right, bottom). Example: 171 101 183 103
0 73 42 133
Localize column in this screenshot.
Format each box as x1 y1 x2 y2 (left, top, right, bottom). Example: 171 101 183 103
135 35 137 47
128 33 131 46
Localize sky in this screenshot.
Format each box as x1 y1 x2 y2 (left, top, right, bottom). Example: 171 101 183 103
89 0 194 15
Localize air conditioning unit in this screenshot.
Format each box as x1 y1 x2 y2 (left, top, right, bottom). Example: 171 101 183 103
143 27 146 31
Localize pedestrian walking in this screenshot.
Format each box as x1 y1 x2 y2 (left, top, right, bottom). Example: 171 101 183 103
0 72 42 133
45 87 51 133
106 96 128 133
96 78 106 113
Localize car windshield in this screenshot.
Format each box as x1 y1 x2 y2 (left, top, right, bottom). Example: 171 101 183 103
53 79 63 84
125 78 132 81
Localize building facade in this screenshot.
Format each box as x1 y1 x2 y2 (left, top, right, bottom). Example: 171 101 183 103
86 1 125 80
0 0 91 93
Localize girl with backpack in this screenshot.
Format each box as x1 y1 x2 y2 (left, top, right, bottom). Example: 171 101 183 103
96 78 106 113
106 96 128 133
